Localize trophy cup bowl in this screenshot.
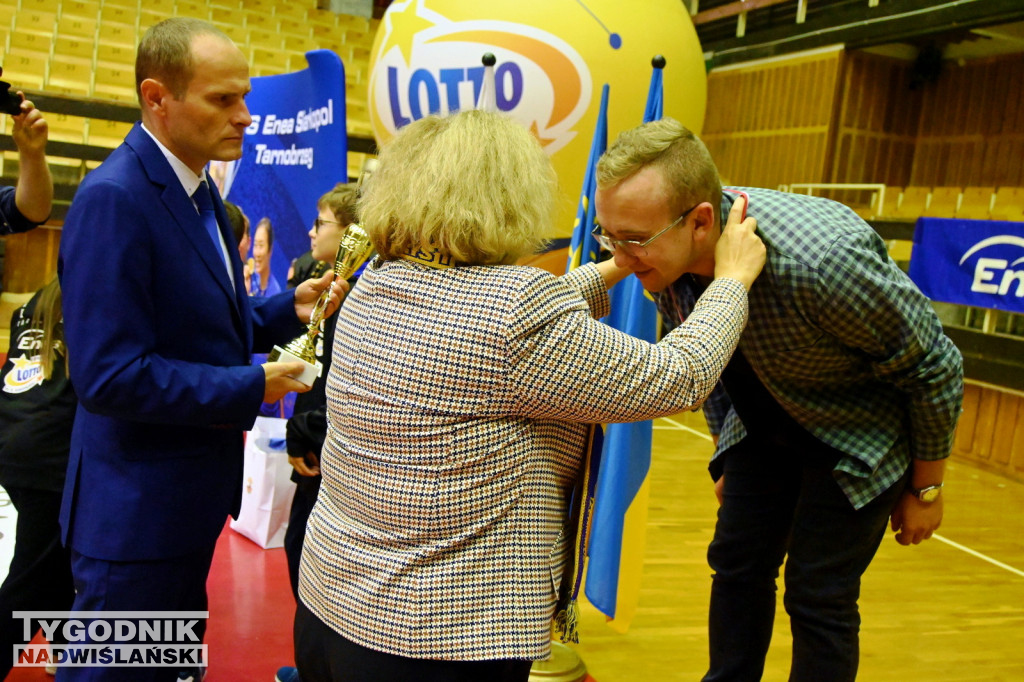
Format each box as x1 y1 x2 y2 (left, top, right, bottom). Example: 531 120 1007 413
267 223 375 386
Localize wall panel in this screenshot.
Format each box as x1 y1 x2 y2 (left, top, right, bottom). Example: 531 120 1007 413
704 49 842 189
953 383 1024 483
910 53 1024 188
1 226 60 292
829 51 920 192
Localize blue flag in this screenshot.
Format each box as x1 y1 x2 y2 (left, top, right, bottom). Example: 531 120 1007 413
566 85 608 273
643 59 664 123
556 83 609 644
583 58 664 632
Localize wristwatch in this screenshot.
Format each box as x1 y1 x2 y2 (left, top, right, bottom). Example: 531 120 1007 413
908 483 943 503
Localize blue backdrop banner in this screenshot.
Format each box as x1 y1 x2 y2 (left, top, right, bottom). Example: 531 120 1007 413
213 49 348 418
213 49 349 293
908 217 1024 313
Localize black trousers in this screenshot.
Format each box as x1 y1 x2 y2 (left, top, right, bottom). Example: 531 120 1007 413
284 475 320 601
294 602 533 682
0 486 75 677
702 439 906 682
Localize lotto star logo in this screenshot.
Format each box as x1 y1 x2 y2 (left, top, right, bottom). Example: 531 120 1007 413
3 356 43 394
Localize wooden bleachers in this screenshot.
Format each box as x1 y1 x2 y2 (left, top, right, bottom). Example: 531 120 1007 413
93 63 135 102
872 186 1020 222
955 186 995 219
57 10 97 37
45 111 88 147
782 184 1024 271
891 185 931 219
0 0 379 181
96 22 138 51
922 186 960 218
2 53 47 91
100 2 137 26
990 187 1024 222
874 185 901 219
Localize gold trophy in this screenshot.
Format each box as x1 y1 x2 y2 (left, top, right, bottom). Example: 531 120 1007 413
267 223 374 386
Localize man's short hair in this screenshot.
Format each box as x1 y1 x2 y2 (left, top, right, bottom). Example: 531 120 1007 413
318 183 360 229
358 109 556 265
223 200 246 248
136 17 231 103
598 117 723 216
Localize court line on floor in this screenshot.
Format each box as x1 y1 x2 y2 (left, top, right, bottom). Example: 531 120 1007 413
932 534 1024 578
654 417 1024 579
655 416 712 441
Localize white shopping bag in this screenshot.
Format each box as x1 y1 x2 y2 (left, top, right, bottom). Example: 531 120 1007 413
230 416 296 549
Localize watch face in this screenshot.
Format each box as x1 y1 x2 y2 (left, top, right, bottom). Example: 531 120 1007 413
920 487 941 503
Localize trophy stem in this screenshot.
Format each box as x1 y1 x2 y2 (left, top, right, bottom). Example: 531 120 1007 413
265 223 374 388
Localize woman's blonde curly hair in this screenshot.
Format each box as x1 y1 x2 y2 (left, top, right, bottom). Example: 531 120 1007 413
358 109 557 266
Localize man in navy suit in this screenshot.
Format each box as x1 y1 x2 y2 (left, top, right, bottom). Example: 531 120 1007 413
56 18 340 681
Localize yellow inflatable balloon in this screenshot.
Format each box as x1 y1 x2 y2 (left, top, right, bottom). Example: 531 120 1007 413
367 0 706 255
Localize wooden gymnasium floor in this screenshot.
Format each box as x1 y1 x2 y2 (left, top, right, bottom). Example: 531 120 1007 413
572 410 1024 682
4 410 1024 681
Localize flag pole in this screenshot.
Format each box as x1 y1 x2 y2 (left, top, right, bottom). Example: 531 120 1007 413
583 55 666 635
476 52 497 112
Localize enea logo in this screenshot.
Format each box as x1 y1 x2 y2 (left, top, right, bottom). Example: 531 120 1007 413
369 2 591 156
3 356 44 394
959 235 1024 298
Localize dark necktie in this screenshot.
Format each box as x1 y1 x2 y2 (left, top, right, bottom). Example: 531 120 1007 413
192 181 227 270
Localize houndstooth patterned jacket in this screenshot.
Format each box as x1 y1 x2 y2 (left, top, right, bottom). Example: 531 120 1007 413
298 259 747 661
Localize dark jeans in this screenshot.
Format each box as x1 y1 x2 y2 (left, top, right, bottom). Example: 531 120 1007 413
294 602 532 682
0 486 75 677
284 475 320 601
702 437 907 682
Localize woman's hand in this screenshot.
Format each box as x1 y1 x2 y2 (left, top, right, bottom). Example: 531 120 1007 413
713 196 765 290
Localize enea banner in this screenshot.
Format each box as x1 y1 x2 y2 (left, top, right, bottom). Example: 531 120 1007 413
909 217 1024 313
366 0 707 242
212 49 348 293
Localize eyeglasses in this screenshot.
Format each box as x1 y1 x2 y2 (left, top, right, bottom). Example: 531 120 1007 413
592 202 700 257
313 217 343 232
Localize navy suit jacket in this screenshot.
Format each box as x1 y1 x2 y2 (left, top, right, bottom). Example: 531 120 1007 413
58 123 303 561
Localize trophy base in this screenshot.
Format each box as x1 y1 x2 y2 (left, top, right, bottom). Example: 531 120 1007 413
269 345 322 387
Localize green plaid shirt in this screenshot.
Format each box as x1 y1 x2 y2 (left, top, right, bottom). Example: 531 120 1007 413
659 187 963 509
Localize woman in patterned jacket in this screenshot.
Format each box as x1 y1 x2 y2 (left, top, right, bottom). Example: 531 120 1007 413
293 109 765 682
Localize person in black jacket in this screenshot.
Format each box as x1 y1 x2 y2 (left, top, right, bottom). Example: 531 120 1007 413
283 183 361 598
0 277 76 675
276 184 363 682
0 90 51 236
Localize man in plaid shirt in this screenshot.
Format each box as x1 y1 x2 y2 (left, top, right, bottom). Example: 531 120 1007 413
594 118 963 682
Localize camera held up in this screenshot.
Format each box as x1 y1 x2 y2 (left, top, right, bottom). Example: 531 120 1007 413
0 67 25 116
